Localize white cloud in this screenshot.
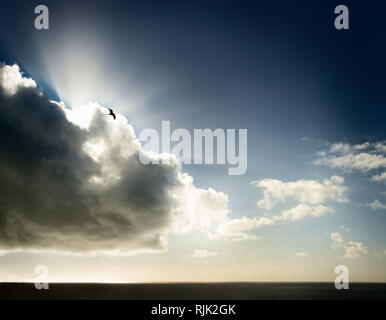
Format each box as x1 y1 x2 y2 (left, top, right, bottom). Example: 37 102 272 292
251 176 347 221
330 232 368 259
190 249 218 258
343 242 369 259
252 176 348 210
375 143 386 153
0 64 36 95
315 142 386 182
170 178 275 241
331 232 346 249
215 216 275 241
371 172 386 183
278 204 334 221
296 252 309 257
366 200 386 210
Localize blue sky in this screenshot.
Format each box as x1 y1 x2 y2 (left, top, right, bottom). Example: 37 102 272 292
0 0 385 282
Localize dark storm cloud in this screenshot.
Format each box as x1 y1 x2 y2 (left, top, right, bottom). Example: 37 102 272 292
0 64 184 255
0 63 276 255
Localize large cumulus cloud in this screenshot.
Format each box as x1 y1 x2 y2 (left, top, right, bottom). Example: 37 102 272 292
0 64 268 256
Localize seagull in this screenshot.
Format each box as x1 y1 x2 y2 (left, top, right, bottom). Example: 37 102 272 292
108 108 116 120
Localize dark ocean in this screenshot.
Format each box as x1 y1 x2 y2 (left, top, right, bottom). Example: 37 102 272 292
0 282 385 300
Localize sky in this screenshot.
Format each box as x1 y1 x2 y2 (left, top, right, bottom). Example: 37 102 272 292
0 0 385 282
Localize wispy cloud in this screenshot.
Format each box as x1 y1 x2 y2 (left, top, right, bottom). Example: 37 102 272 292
296 252 309 257
215 217 275 241
315 142 386 182
330 232 368 259
252 176 348 221
189 249 218 258
366 200 386 210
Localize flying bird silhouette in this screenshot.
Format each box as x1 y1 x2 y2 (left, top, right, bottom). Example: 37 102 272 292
108 108 116 120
